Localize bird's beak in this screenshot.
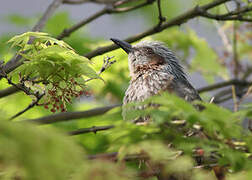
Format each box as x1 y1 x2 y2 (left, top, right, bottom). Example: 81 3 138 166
110 38 133 54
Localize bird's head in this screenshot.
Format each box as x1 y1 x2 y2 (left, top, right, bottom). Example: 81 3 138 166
110 38 186 80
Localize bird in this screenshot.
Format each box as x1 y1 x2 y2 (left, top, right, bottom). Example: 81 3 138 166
110 38 201 122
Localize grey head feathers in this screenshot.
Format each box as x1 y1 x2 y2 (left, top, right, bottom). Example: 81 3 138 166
131 41 187 82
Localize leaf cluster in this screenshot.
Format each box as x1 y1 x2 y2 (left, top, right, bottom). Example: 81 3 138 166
6 32 100 112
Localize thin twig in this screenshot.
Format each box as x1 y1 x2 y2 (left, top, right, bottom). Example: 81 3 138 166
1 70 34 96
22 104 120 124
0 69 45 119
199 11 252 22
231 85 238 112
214 21 232 53
209 97 215 103
33 0 64 31
99 56 116 74
85 56 116 82
157 0 166 26
237 86 252 107
57 9 107 39
9 93 45 120
63 0 88 4
233 21 240 78
0 86 19 98
57 0 155 39
204 15 252 22
212 87 248 104
68 125 115 135
213 89 233 104
63 0 132 5
219 4 252 17
197 79 252 93
199 5 252 22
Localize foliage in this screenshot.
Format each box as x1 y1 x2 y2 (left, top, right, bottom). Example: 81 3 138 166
7 32 99 112
0 120 84 180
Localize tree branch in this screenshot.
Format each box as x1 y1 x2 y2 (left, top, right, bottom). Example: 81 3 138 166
197 79 252 93
198 2 252 22
212 85 250 104
84 0 231 59
57 0 155 39
57 8 107 39
63 0 139 5
9 93 45 120
68 125 115 135
1 70 39 97
0 86 19 98
157 0 166 26
199 11 252 22
23 104 120 124
32 0 64 31
85 56 116 82
63 0 89 4
221 4 252 17
0 70 46 120
205 4 252 18
87 151 148 161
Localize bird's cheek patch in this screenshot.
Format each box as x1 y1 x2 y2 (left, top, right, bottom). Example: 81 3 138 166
149 55 165 66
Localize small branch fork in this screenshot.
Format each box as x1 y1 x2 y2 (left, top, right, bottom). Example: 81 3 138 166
57 0 155 39
9 93 45 120
68 125 115 135
157 0 166 27
197 79 252 93
99 56 116 74
85 56 116 82
0 69 45 120
197 4 252 22
198 79 252 104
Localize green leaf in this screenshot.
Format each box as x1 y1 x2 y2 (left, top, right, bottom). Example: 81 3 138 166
59 81 67 89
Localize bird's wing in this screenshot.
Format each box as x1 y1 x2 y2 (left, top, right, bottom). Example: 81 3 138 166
167 78 201 102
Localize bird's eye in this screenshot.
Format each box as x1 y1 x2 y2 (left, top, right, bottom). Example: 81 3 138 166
145 48 153 54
